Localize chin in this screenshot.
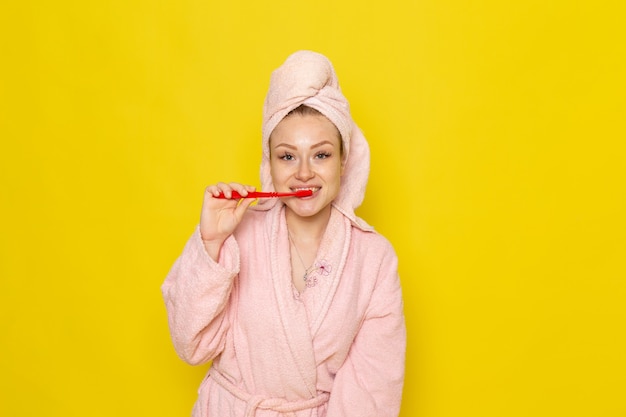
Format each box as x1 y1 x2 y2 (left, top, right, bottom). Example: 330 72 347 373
286 202 331 219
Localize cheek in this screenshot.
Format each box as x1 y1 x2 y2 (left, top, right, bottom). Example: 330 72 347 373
333 160 344 179
326 162 343 190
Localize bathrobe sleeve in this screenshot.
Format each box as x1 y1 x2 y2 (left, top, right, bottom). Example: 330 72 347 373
161 227 240 366
327 243 406 417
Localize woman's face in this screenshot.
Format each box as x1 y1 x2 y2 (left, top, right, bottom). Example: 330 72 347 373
269 113 344 222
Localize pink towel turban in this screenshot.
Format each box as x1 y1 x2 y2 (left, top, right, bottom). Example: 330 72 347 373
256 50 373 231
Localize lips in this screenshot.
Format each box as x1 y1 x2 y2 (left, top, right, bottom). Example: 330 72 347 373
290 186 320 196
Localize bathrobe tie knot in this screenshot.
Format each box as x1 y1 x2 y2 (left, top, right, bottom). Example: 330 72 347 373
210 369 330 417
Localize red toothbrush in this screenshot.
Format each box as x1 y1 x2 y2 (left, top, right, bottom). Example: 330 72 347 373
215 190 313 199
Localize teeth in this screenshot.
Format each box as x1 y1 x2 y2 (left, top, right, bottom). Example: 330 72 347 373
293 187 319 192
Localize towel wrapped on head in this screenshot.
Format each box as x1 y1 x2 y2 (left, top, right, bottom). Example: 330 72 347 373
256 50 373 231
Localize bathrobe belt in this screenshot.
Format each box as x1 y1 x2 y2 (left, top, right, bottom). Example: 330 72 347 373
209 369 330 417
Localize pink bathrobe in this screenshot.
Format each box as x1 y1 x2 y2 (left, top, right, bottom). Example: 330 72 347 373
162 205 405 416
162 51 406 416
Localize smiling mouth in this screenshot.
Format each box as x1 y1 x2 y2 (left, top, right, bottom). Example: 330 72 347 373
291 187 320 195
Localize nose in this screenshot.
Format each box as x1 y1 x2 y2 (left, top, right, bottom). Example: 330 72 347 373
295 159 314 181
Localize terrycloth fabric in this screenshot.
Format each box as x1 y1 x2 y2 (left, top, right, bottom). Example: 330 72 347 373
256 50 373 231
162 205 406 416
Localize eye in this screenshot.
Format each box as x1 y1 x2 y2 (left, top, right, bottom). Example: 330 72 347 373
315 152 332 159
279 153 294 161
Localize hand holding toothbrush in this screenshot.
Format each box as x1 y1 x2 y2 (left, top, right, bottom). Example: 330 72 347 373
200 182 257 261
200 182 313 261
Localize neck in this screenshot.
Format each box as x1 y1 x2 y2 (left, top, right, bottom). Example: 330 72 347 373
285 205 331 242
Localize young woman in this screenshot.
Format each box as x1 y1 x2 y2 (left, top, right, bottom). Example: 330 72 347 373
162 50 406 417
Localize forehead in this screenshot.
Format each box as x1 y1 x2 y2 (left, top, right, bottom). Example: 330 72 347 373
270 113 342 147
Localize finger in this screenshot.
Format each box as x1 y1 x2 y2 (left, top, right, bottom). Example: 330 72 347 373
229 182 253 198
205 185 218 196
227 183 245 198
205 187 225 202
215 182 235 199
206 183 226 197
204 187 236 209
235 195 256 217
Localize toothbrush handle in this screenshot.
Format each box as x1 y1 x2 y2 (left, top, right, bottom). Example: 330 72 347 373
215 190 311 199
215 191 277 199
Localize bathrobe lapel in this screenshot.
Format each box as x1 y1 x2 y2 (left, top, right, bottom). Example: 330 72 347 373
304 208 352 337
269 205 351 397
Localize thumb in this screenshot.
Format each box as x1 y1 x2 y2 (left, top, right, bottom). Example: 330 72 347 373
234 197 256 220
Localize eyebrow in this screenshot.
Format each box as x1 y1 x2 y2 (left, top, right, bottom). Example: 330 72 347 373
272 140 336 151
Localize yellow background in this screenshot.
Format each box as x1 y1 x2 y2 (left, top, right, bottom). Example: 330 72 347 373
1 1 625 416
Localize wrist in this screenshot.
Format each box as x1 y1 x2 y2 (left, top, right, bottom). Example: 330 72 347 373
201 237 225 262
